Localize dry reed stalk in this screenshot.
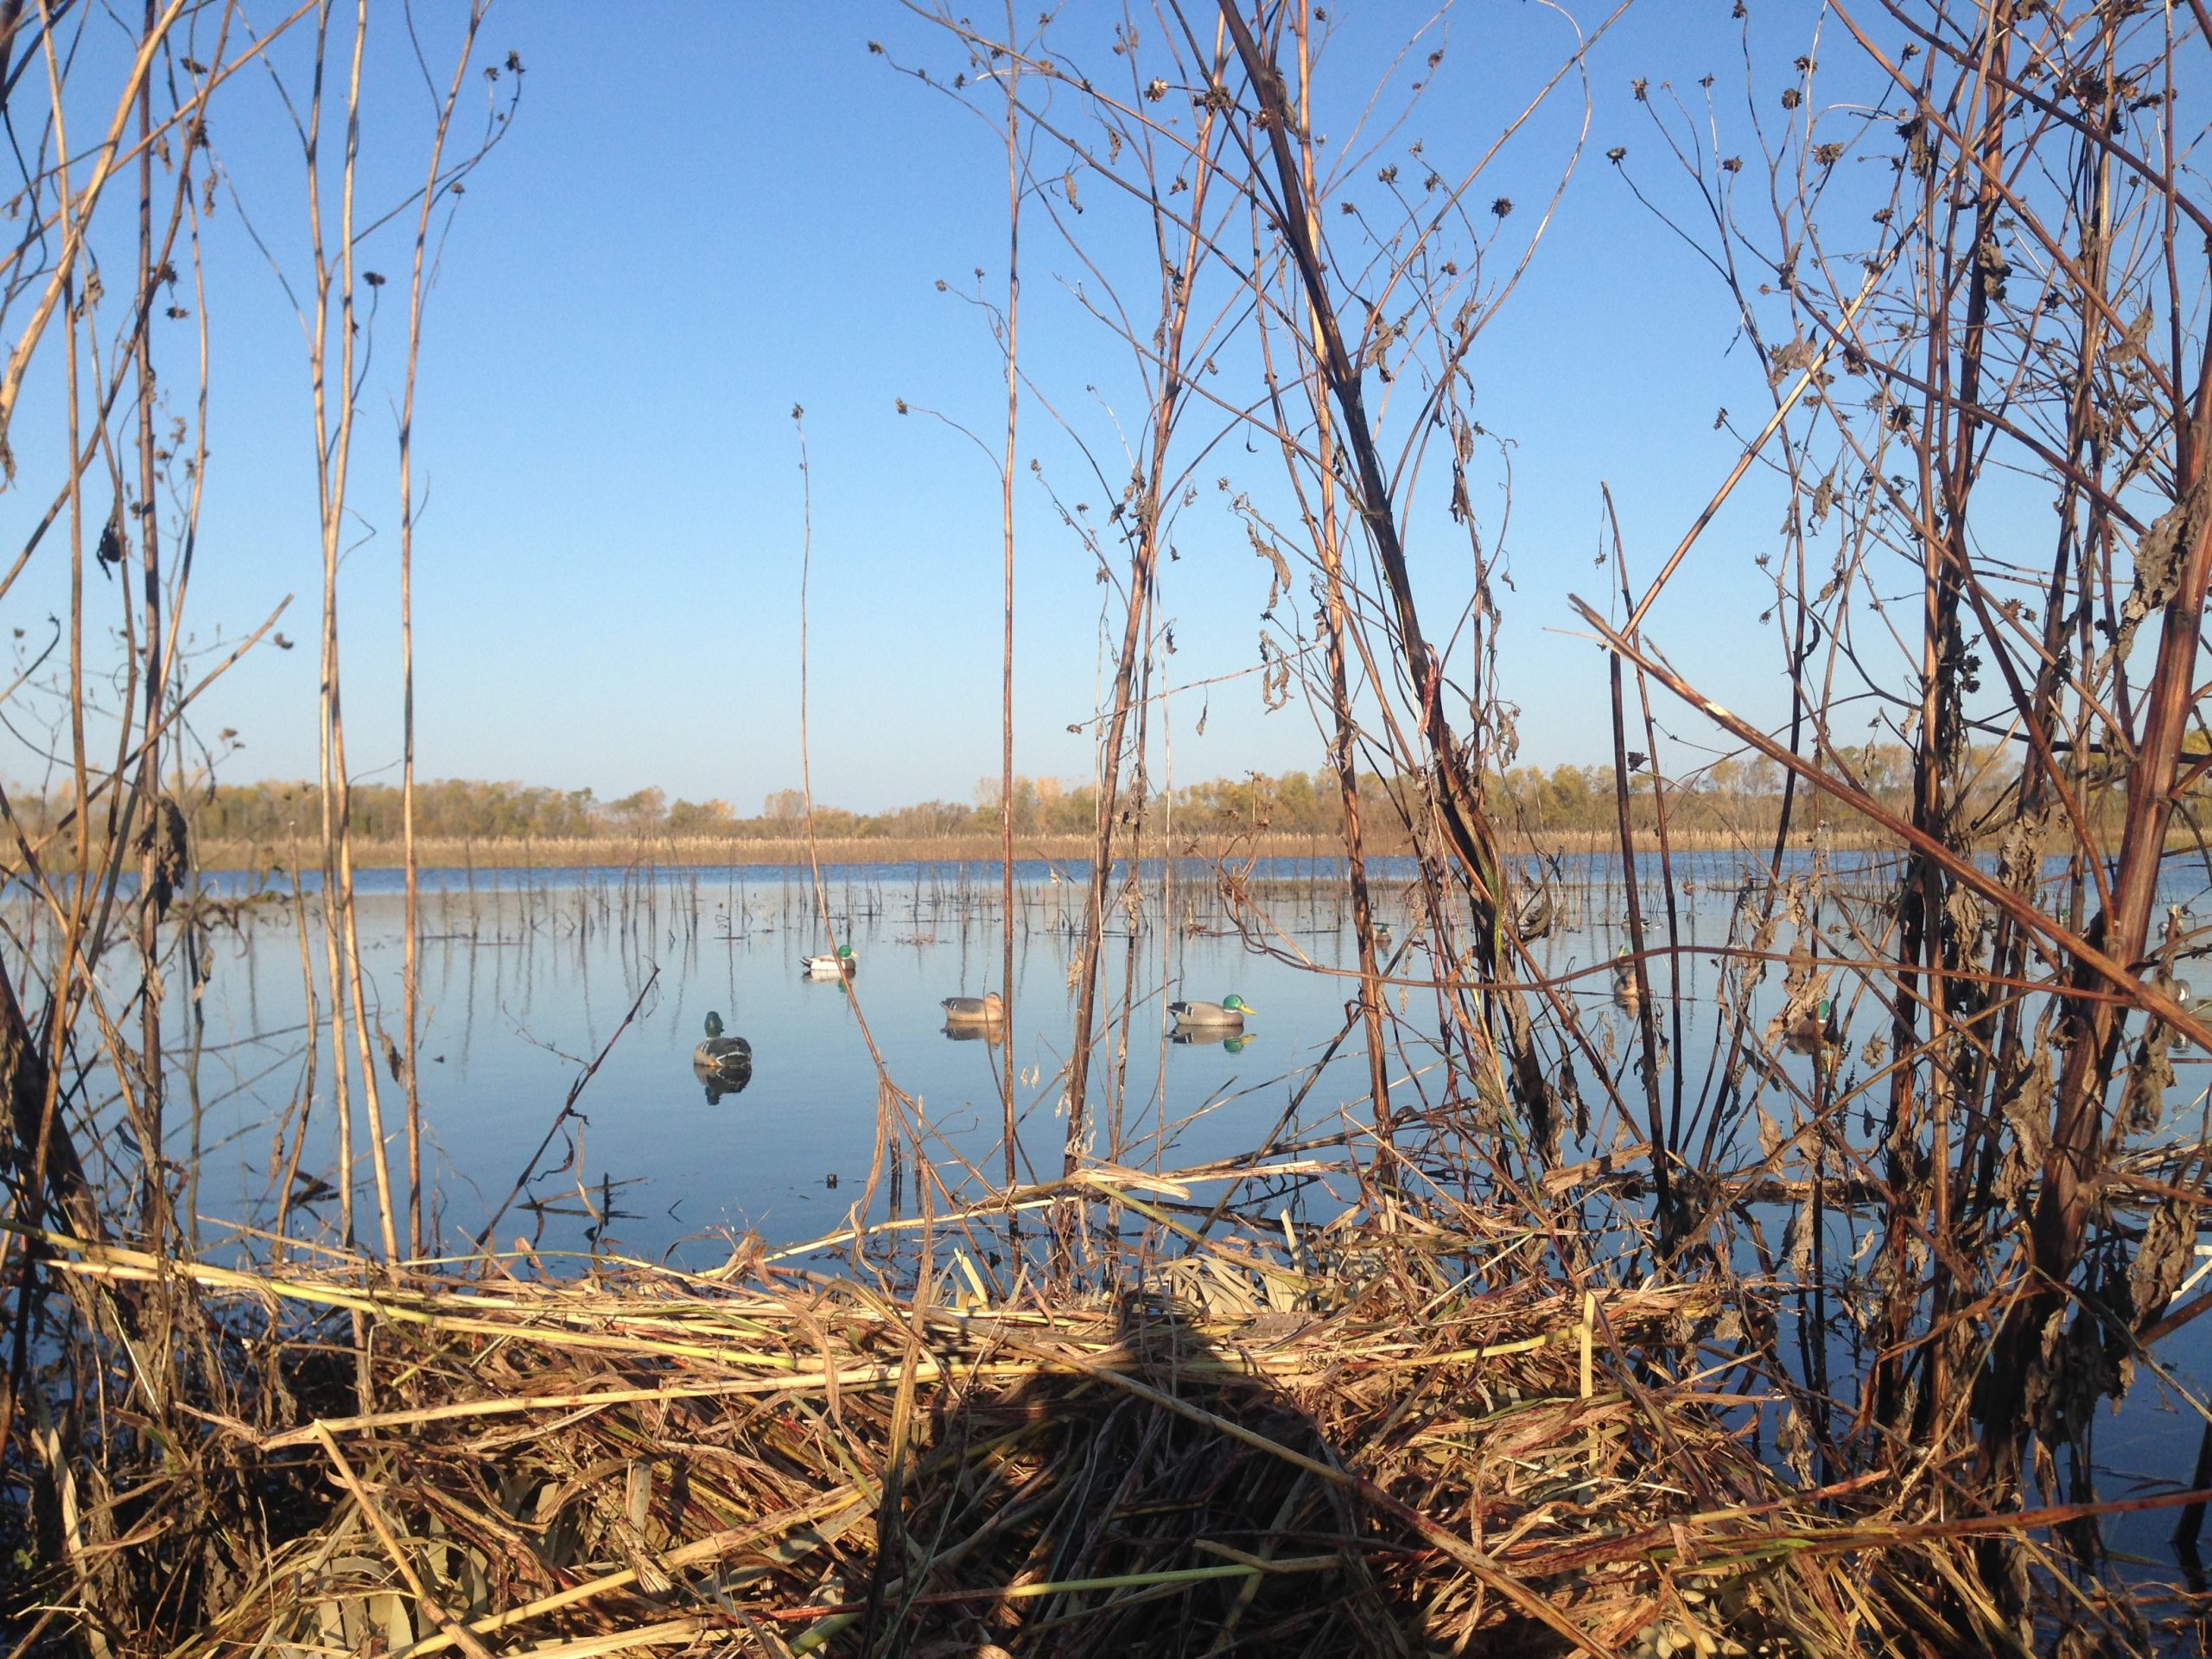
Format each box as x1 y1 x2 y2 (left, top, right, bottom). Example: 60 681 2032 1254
394 7 493 1259
996 3 1022 1198
304 0 402 1267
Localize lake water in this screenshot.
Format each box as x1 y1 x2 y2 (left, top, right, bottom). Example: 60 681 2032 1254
129 850 2212 1570
180 855 1461 1264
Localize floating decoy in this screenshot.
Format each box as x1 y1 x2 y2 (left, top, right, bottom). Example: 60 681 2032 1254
1784 997 1844 1062
942 991 1006 1024
1170 994 1257 1028
1372 919 1395 946
695 1010 753 1070
1611 950 1641 1007
692 1012 753 1102
803 944 856 979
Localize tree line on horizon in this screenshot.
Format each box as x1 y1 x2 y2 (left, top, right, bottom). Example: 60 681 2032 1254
6 741 2055 849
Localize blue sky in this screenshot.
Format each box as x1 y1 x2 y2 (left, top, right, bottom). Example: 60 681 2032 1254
1 2 1909 815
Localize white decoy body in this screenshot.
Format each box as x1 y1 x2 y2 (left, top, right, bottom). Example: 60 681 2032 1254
803 944 857 979
1170 994 1257 1027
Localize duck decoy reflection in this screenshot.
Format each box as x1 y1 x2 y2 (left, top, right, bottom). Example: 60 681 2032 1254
1171 1026 1254 1053
694 1057 753 1103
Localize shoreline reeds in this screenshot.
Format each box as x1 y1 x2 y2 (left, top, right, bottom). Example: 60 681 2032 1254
192 827 1845 874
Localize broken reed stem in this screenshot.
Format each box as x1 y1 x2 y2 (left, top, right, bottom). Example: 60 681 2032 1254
1605 552 1670 1238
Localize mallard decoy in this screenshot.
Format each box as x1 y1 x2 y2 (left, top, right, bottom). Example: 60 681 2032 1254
803 944 856 980
1170 994 1257 1028
1611 950 1641 1007
1784 997 1843 1060
942 990 1006 1023
694 1011 753 1071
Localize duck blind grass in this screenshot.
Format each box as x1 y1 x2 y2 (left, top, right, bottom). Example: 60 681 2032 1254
10 1203 2120 1657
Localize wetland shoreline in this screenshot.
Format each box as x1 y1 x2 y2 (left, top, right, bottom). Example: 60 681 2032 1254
198 826 1846 873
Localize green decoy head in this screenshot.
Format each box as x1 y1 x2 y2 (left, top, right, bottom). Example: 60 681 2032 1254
704 1011 725 1039
1223 993 1256 1014
837 944 855 960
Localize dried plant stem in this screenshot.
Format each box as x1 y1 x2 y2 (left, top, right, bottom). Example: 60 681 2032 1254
998 11 1020 1194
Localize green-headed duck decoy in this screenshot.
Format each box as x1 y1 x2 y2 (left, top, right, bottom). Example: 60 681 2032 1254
1170 994 1257 1028
694 1011 753 1071
803 944 856 980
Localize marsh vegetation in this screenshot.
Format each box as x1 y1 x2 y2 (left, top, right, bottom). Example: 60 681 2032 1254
5 2 2212 1655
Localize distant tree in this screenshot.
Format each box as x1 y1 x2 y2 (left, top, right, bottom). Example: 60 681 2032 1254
609 787 666 830
667 798 737 834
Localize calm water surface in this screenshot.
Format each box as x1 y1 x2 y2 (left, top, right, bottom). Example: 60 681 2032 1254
160 851 2212 1568
185 858 1453 1262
